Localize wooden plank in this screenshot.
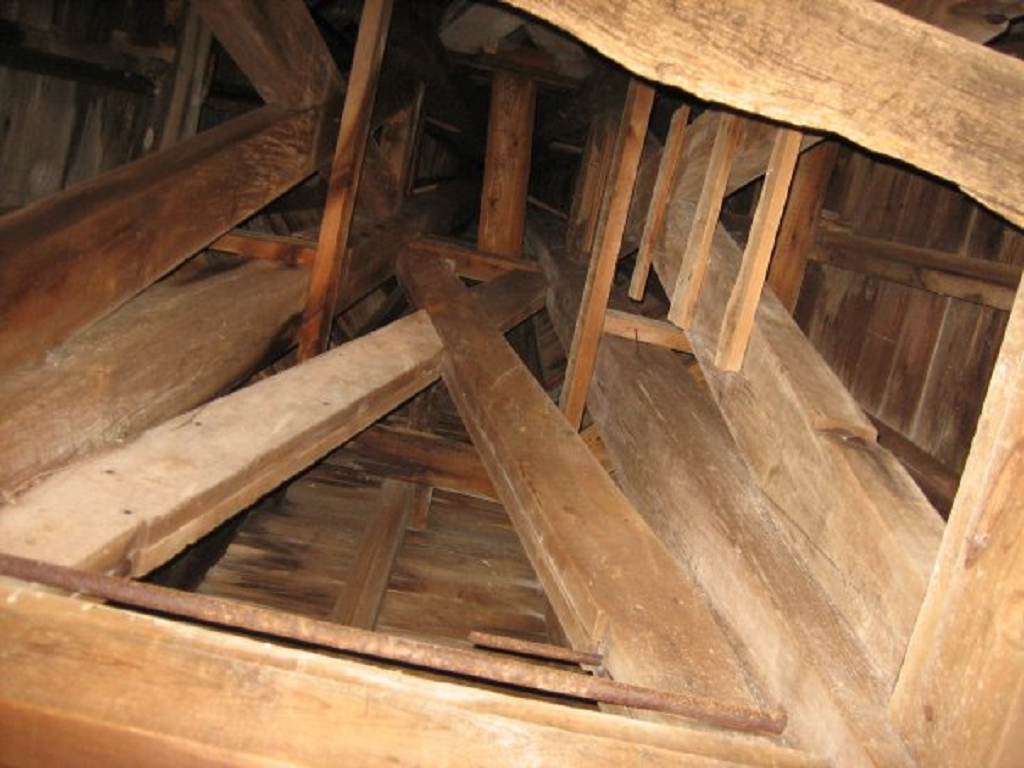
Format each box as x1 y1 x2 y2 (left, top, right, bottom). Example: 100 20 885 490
716 128 803 370
478 69 537 257
667 112 743 329
193 0 341 109
566 109 617 256
870 414 960 516
603 309 693 353
407 236 541 281
331 479 417 628
630 104 690 300
297 0 394 360
502 0 1024 228
0 183 471 495
811 220 1020 310
891 284 1024 766
0 105 320 375
0 581 820 767
344 424 498 501
560 80 655 428
210 230 316 267
767 142 838 313
535 227 915 765
396 254 766 713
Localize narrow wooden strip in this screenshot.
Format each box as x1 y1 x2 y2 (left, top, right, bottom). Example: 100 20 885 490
716 128 803 370
603 309 692 353
407 236 541 281
630 104 690 299
668 112 743 329
209 230 316 267
469 631 604 667
297 0 394 360
869 415 959 516
560 80 655 429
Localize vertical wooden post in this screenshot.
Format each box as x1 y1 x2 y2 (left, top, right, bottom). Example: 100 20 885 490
297 0 394 361
478 69 537 258
560 80 655 429
890 283 1024 765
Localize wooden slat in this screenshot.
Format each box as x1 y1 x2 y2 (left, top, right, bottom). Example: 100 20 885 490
630 104 690 300
767 142 839 312
560 80 655 429
667 112 743 329
891 284 1024 766
210 230 317 267
716 128 803 370
502 0 1024 228
0 581 820 767
396 254 765 712
0 105 319 375
297 0 394 360
331 479 417 628
811 219 1020 310
603 309 692 353
478 69 537 257
407 236 541 281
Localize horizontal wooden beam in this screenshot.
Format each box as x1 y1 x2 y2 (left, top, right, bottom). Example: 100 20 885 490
407 236 541 281
503 0 1024 227
0 104 321 375
811 219 1021 310
209 231 316 267
603 309 692 353
396 254 768 715
0 580 818 767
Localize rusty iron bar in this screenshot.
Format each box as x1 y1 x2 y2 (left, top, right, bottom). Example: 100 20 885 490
0 552 786 734
469 630 604 668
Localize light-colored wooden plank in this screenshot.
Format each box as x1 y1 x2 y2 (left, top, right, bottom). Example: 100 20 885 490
407 236 541 281
630 104 690 300
502 0 1024 228
0 105 320 375
716 128 803 370
397 253 767 715
766 142 839 313
668 112 743 329
560 80 655 429
603 309 692 353
297 0 394 360
479 69 537 257
0 580 820 767
891 284 1024 766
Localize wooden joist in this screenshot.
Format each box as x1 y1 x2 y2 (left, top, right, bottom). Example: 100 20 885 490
602 309 692 353
0 581 819 767
891 284 1024 766
0 105 321 375
811 219 1021 311
502 0 1024 228
561 80 655 428
298 0 395 360
0 269 546 576
209 230 316 267
407 236 541 281
396 254 768 715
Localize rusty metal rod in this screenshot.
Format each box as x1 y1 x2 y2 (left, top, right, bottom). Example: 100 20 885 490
469 630 604 667
0 553 786 734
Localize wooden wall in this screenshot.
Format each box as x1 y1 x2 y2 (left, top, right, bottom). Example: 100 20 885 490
793 145 1023 493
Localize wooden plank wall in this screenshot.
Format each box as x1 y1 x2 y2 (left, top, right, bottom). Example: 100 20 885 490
792 145 1023 495
0 1 207 211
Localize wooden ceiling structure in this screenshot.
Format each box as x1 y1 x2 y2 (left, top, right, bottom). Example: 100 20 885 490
0 0 1022 765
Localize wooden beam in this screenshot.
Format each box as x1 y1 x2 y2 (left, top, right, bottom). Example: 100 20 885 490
603 309 692 353
767 142 839 313
407 236 541 281
630 104 690 300
716 128 803 370
891 284 1024 766
0 184 471 495
811 219 1021 311
870 415 960 516
566 109 617 256
0 105 320 375
209 230 317 267
668 112 742 329
478 69 538 257
502 0 1024 228
331 479 417 628
536 222 915 766
0 581 818 767
560 80 655 428
343 424 498 501
396 254 767 714
297 0 394 360
193 0 342 109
